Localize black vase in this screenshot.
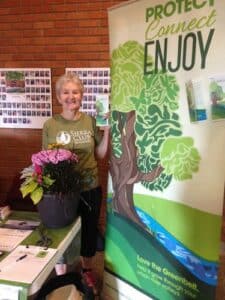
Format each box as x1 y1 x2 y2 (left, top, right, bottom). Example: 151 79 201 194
37 192 80 228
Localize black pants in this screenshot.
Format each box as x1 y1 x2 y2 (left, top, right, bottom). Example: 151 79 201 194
79 186 102 257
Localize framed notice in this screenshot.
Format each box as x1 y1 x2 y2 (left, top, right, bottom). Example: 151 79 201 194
0 68 52 129
66 68 110 122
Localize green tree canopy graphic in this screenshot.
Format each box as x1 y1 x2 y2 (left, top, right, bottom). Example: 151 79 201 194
111 40 146 112
110 40 200 227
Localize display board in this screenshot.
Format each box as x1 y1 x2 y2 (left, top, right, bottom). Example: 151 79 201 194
0 68 52 129
104 1 225 299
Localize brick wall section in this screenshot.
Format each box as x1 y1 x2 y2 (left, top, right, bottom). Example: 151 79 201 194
0 0 126 221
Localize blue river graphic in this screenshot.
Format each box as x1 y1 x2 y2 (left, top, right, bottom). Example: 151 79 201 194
135 207 218 286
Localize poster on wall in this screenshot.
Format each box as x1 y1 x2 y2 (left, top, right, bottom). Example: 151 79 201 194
66 68 110 123
0 68 52 129
104 1 225 300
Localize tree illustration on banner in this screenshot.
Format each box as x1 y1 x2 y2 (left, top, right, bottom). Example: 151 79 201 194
110 40 201 228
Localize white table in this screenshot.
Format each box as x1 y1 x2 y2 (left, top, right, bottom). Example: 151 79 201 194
0 215 81 299
28 217 81 296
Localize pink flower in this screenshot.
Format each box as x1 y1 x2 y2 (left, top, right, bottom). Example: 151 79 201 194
20 146 80 203
48 150 59 164
32 150 49 166
31 149 78 166
34 164 42 175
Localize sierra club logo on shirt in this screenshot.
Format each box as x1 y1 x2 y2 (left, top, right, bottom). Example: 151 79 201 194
56 131 71 144
56 130 92 145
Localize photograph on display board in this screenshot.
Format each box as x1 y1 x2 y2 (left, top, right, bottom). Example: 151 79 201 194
209 74 225 120
66 67 110 124
0 68 52 129
185 79 207 122
5 71 25 94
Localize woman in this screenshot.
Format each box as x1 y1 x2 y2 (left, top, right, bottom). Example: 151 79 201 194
42 72 110 294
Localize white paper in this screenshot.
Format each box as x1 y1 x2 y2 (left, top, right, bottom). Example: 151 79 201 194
0 228 32 252
0 284 21 300
0 245 57 284
3 219 40 230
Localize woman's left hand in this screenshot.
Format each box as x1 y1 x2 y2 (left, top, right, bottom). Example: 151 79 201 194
100 112 110 131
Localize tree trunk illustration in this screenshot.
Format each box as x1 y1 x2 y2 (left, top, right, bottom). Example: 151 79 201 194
110 110 163 229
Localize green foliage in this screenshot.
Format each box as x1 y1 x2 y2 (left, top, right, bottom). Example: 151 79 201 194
20 151 81 205
144 73 180 110
129 72 182 191
20 180 39 199
111 41 150 112
111 111 127 158
160 137 201 180
135 104 182 190
20 161 80 205
20 172 55 205
43 160 80 194
110 40 201 191
30 187 44 205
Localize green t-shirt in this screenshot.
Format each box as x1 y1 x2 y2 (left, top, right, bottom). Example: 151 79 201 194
42 113 102 191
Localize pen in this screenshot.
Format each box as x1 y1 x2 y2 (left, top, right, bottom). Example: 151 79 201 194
16 254 27 262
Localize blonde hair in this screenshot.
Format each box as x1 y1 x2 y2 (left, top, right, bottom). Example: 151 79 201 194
55 72 84 98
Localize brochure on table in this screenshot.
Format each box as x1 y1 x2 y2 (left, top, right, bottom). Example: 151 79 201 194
0 228 32 252
0 245 57 284
0 219 40 252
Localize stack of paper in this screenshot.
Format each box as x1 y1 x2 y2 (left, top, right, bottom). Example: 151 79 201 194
0 245 57 284
2 219 40 230
0 206 11 220
0 228 32 252
0 284 22 300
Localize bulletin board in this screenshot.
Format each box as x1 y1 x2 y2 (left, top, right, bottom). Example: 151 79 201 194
0 68 52 129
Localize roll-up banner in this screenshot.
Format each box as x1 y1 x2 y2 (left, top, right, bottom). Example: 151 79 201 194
104 1 225 299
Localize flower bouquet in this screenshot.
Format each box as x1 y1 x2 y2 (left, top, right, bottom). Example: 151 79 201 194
20 145 81 228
